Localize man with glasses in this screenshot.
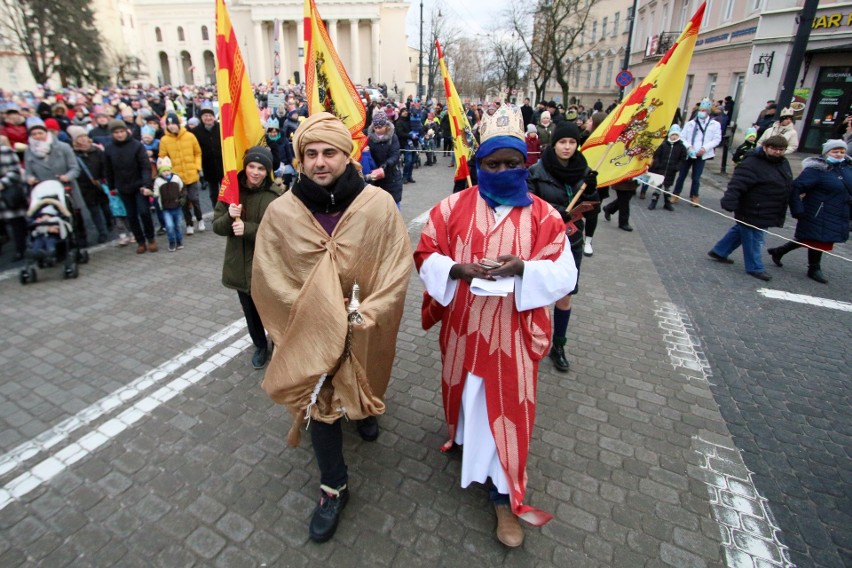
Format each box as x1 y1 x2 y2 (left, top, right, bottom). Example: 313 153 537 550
707 135 793 281
756 107 799 154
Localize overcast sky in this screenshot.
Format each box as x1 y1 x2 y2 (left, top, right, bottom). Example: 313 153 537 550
404 0 511 46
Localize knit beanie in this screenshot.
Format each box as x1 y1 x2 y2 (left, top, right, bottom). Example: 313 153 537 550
26 117 46 133
187 117 200 128
527 124 537 134
540 111 551 121
745 127 757 141
822 139 846 155
44 118 60 131
165 112 180 127
157 156 172 173
668 124 682 136
243 146 273 172
372 110 389 127
141 125 156 139
66 125 88 141
551 121 581 145
108 119 127 132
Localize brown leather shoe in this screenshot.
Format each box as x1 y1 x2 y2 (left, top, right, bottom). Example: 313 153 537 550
136 244 147 254
670 195 680 204
494 504 524 548
146 240 158 253
690 195 700 207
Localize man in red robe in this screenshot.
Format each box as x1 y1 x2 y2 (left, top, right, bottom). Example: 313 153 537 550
414 105 578 547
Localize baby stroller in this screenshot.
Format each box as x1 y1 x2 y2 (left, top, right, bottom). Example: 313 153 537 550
20 180 89 284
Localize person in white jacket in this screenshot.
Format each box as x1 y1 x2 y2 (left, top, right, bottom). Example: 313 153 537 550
672 98 722 207
756 107 799 155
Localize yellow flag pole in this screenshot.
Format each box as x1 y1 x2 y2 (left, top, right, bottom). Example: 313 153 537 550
566 142 615 212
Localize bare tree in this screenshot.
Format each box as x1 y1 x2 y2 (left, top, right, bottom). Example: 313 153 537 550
106 48 147 85
446 37 489 102
425 2 462 102
505 0 597 103
487 31 528 103
0 0 105 86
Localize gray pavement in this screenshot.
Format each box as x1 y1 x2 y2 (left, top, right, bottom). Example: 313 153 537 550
0 151 847 567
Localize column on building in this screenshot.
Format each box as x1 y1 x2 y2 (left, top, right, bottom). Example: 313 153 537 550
254 20 269 83
297 19 305 82
371 19 380 84
328 19 338 46
349 19 361 83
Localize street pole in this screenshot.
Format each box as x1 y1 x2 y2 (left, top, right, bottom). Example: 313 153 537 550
418 0 424 99
776 0 819 112
620 0 638 100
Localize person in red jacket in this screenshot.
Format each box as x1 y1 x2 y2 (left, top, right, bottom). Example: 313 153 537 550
0 105 29 159
524 124 541 168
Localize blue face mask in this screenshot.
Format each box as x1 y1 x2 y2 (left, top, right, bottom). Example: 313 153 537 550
477 167 533 209
268 132 281 142
826 156 845 164
697 111 708 120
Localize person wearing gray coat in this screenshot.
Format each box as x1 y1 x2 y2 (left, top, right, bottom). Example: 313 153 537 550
23 117 87 247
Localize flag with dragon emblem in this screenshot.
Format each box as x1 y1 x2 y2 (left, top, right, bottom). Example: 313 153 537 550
304 0 368 160
582 2 706 188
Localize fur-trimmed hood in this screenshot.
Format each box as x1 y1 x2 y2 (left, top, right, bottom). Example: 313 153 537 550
802 155 852 171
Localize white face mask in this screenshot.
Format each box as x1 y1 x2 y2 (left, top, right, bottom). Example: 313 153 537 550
697 111 708 120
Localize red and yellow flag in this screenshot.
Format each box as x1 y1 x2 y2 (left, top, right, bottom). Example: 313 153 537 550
437 40 477 183
304 0 367 159
216 0 265 204
582 2 706 187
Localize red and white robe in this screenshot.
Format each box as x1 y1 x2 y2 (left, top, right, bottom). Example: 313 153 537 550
413 187 577 526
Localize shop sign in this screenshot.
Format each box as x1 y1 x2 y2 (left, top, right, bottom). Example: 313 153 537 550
812 13 852 29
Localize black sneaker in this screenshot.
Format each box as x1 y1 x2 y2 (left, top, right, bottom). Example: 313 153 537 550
747 271 772 282
251 346 269 369
619 224 634 232
356 416 379 442
707 251 734 264
309 485 350 543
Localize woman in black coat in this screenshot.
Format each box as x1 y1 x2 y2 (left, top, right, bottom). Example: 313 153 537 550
768 140 852 283
527 122 598 373
365 111 403 205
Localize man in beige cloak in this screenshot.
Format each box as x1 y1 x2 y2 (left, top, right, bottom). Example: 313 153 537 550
252 112 412 543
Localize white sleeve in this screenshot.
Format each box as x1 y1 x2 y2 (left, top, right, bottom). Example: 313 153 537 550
514 242 578 311
419 253 460 307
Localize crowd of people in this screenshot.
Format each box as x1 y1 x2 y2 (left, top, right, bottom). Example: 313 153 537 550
0 81 849 550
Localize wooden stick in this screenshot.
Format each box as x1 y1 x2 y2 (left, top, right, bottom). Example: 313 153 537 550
566 142 615 212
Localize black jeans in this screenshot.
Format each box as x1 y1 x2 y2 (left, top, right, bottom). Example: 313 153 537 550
237 291 268 350
119 192 155 243
311 419 347 489
604 191 634 227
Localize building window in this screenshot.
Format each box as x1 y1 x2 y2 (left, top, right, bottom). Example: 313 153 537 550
602 17 608 38
178 26 185 42
751 0 763 10
130 15 134 29
574 64 581 86
707 73 717 100
202 26 209 41
626 6 634 33
606 59 614 86
594 62 602 87
585 63 592 88
613 12 620 36
723 0 734 20
155 27 162 43
702 0 713 28
680 2 689 29
591 21 597 43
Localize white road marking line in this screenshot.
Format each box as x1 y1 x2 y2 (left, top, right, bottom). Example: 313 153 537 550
654 301 794 568
757 288 852 312
408 209 431 230
0 319 246 479
0 334 253 511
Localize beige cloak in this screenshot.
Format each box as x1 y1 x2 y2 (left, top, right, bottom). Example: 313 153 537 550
252 185 412 445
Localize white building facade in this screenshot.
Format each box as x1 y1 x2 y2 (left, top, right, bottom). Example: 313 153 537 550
132 0 412 90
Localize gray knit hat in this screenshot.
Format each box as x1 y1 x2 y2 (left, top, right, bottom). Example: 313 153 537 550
243 146 273 172
822 139 846 155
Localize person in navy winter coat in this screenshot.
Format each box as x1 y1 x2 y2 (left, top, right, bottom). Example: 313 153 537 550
767 139 852 284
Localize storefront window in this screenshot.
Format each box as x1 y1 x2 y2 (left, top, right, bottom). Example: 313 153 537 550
802 66 852 152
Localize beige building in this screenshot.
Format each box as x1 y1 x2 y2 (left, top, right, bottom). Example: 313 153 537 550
628 0 852 153
549 0 635 108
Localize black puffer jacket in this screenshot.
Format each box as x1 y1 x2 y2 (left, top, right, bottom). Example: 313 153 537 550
720 148 792 228
191 123 224 182
649 140 688 187
527 155 599 246
104 137 151 196
75 147 109 206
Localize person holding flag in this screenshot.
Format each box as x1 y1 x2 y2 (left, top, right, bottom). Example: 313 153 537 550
212 147 283 369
